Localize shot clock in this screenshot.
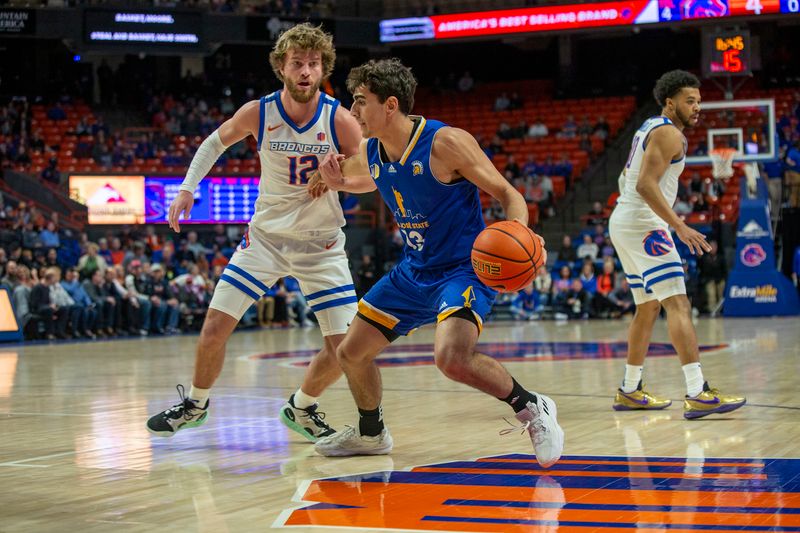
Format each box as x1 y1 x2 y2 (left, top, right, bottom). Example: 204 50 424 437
704 29 752 76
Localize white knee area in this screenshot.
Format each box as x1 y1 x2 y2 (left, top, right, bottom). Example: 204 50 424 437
653 277 687 303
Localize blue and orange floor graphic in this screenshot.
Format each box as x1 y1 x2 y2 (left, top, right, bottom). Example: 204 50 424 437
276 454 800 531
251 342 727 367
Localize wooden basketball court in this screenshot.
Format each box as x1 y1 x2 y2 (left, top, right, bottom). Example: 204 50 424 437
1 317 798 532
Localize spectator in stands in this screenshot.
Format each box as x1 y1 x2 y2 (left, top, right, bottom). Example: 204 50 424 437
533 265 552 311
577 116 593 136
553 265 573 300
507 120 525 140
699 240 727 314
1 259 17 290
576 234 599 261
592 258 618 318
556 279 590 320
558 115 577 139
579 262 597 295
40 157 61 185
47 102 66 121
579 133 593 160
592 224 608 246
150 264 180 334
29 130 45 152
457 71 474 93
61 267 97 339
210 247 229 270
608 279 635 316
124 241 150 270
15 146 31 166
83 269 116 337
556 235 577 264
688 171 704 194
186 231 209 260
91 116 110 138
177 275 207 330
527 118 548 139
504 155 520 180
554 154 573 187
493 92 510 112
125 260 153 336
511 284 538 321
509 92 523 110
593 116 610 142
39 221 60 249
49 267 83 339
488 135 505 157
521 155 538 178
31 268 68 340
692 193 708 214
586 201 605 226
12 265 33 337
108 237 126 265
496 121 512 140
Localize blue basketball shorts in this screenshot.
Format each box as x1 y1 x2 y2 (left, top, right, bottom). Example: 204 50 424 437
358 259 497 336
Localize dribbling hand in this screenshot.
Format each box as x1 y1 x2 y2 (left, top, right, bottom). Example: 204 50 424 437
675 223 711 256
168 190 194 233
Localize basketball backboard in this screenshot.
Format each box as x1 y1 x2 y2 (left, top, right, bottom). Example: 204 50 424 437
685 98 776 165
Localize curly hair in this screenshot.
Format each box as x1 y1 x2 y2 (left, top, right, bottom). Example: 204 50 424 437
653 70 700 108
268 23 336 82
346 58 417 115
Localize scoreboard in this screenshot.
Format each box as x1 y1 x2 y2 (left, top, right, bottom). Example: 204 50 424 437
703 29 752 76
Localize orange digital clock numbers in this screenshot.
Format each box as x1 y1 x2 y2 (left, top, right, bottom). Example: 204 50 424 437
715 35 745 51
722 49 744 72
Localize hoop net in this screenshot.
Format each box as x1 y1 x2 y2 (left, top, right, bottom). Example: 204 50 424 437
710 147 738 180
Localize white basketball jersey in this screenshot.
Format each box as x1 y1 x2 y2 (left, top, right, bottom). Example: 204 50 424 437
616 116 686 225
250 90 344 235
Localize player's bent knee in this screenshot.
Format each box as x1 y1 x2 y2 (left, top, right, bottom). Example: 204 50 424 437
433 345 468 381
199 309 237 345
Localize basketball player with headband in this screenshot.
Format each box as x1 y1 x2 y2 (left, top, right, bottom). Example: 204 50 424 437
309 58 564 466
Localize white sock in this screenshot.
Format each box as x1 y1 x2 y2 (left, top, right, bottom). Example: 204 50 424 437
188 385 210 408
622 364 643 393
682 363 705 398
292 388 318 409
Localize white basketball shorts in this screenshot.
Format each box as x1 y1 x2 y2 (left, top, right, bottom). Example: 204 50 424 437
609 210 686 305
209 226 357 336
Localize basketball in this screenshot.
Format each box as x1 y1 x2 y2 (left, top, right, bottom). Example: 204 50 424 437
471 221 546 292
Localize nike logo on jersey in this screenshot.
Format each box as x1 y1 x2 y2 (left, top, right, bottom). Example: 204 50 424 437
324 240 337 250
267 124 282 132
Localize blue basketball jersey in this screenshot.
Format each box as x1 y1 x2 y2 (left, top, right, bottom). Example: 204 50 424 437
366 117 485 270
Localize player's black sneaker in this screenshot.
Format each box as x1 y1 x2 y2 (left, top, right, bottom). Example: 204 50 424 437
146 384 209 437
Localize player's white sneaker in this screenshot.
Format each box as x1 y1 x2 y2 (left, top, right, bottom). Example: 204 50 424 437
314 425 393 457
502 394 564 468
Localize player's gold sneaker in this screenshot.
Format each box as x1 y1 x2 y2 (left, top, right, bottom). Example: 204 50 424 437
613 382 672 411
684 382 746 419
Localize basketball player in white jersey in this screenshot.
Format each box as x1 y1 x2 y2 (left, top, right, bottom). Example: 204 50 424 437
609 70 745 419
146 24 363 440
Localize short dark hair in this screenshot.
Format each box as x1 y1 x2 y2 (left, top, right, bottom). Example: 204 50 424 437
653 70 700 108
346 58 417 114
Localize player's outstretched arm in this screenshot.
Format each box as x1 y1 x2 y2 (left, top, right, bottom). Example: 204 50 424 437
636 126 711 256
310 139 375 197
433 127 529 225
169 100 259 232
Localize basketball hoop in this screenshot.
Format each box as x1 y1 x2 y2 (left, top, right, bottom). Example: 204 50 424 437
710 148 738 180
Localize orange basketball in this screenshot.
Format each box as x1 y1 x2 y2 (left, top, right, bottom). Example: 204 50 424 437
471 221 546 292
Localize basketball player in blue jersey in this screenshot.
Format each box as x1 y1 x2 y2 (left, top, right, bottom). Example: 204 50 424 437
310 58 564 467
146 24 364 441
609 70 745 418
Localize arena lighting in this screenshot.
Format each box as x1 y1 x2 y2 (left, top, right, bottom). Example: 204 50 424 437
379 0 800 42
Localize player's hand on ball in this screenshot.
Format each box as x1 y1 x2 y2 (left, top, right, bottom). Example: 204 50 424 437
675 223 711 256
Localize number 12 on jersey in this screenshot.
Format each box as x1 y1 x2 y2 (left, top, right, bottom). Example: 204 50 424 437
288 155 319 185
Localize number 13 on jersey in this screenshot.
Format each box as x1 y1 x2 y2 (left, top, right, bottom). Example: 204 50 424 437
288 155 319 185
